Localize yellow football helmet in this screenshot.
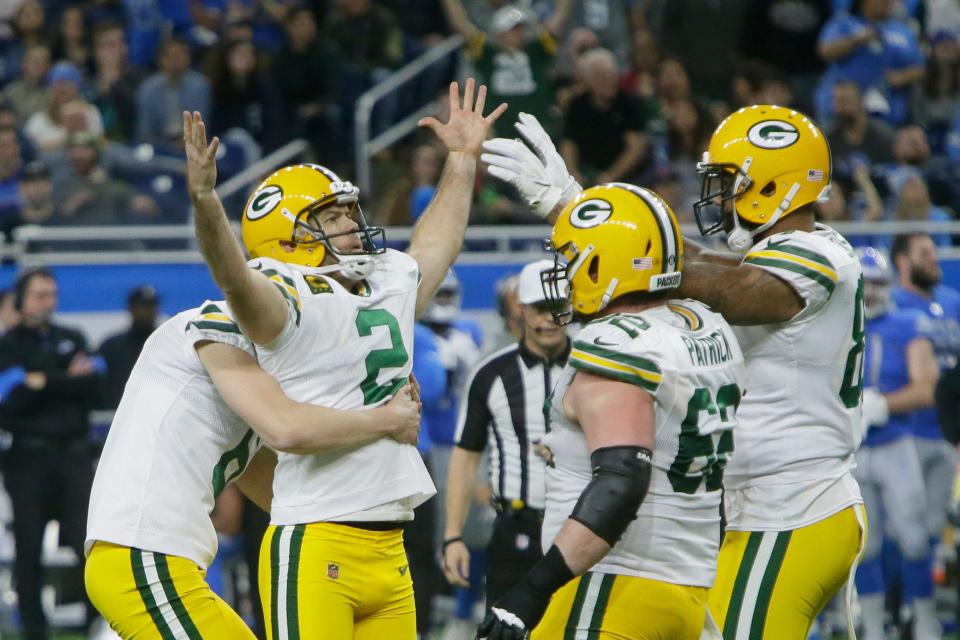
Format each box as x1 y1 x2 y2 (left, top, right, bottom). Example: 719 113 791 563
241 163 384 278
542 183 683 324
693 105 831 253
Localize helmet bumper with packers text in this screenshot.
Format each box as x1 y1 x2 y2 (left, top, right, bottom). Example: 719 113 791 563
241 164 385 279
857 246 893 320
541 183 683 325
693 105 831 254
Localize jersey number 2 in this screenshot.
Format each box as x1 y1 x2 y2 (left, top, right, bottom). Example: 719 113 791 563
668 384 740 495
356 309 409 405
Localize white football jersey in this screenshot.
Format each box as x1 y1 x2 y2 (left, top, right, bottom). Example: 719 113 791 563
86 302 261 568
542 300 745 588
724 224 864 531
252 250 436 526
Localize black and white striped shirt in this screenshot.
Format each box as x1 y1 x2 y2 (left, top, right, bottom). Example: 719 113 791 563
454 340 570 510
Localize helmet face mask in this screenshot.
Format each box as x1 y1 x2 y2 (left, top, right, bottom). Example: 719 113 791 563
693 161 752 237
541 240 575 326
294 201 386 261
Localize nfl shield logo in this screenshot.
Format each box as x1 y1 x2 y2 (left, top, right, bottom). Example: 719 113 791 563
327 563 340 579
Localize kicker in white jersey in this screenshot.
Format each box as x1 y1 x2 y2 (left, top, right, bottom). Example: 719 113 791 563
85 302 262 568
724 224 865 531
250 250 436 526
542 299 746 588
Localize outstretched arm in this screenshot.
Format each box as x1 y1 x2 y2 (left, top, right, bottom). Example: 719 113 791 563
678 262 804 325
439 0 480 41
408 79 506 317
197 341 421 454
185 111 288 346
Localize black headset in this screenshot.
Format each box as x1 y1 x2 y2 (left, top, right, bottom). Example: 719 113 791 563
14 267 54 311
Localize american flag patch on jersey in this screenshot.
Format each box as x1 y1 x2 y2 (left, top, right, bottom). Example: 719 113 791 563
633 257 653 270
327 563 339 579
807 169 824 182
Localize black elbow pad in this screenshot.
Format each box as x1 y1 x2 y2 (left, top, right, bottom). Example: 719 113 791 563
570 445 652 547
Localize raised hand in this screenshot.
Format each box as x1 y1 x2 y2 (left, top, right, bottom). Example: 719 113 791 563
183 111 220 199
481 112 581 219
419 79 507 157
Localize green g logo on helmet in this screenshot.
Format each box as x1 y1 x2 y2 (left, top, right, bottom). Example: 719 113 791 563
569 198 613 229
245 185 283 221
747 120 800 150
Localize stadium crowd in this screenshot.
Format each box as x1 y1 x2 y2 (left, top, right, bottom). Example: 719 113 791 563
0 0 957 639
0 0 949 232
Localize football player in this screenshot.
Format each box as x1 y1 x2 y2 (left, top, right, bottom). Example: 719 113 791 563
481 106 867 638
854 247 939 640
84 299 421 639
184 78 506 639
477 183 745 639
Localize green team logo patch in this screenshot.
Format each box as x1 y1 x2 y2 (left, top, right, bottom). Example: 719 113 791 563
747 120 799 149
569 198 613 229
245 185 283 221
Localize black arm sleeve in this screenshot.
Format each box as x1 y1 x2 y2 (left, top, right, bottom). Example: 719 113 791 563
570 446 653 546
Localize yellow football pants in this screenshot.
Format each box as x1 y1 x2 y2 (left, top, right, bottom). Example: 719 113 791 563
85 541 254 639
709 505 866 639
259 522 416 640
532 572 709 639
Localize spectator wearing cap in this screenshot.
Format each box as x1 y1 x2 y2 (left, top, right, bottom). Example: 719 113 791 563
443 260 571 614
97 285 160 409
23 62 104 153
54 132 159 224
3 44 50 125
441 0 573 136
816 0 924 126
135 36 211 148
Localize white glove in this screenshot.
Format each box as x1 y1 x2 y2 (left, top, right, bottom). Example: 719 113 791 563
480 112 582 219
861 387 889 435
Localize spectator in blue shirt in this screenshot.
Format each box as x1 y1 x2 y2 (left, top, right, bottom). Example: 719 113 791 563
0 127 23 236
816 0 924 126
135 36 211 149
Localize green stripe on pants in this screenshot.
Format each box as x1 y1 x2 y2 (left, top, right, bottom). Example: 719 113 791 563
586 574 616 640
155 553 203 640
564 574 593 640
723 532 764 639
286 525 306 640
270 527 283 640
131 549 176 640
749 532 792 640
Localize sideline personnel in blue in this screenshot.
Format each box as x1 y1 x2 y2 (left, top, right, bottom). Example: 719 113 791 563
854 247 940 639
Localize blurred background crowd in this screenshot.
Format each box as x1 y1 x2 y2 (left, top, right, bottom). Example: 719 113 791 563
0 0 950 234
0 0 954 639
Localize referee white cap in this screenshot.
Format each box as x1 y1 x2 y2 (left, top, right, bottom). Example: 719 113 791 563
518 259 564 305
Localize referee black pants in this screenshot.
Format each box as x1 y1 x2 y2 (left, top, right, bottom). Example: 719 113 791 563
2 441 93 640
485 509 544 606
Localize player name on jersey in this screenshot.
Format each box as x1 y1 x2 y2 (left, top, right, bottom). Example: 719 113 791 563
681 329 736 368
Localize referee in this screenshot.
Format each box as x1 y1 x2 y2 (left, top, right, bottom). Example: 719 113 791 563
442 260 570 605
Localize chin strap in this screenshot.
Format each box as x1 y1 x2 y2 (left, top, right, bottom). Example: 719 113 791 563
285 254 377 281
